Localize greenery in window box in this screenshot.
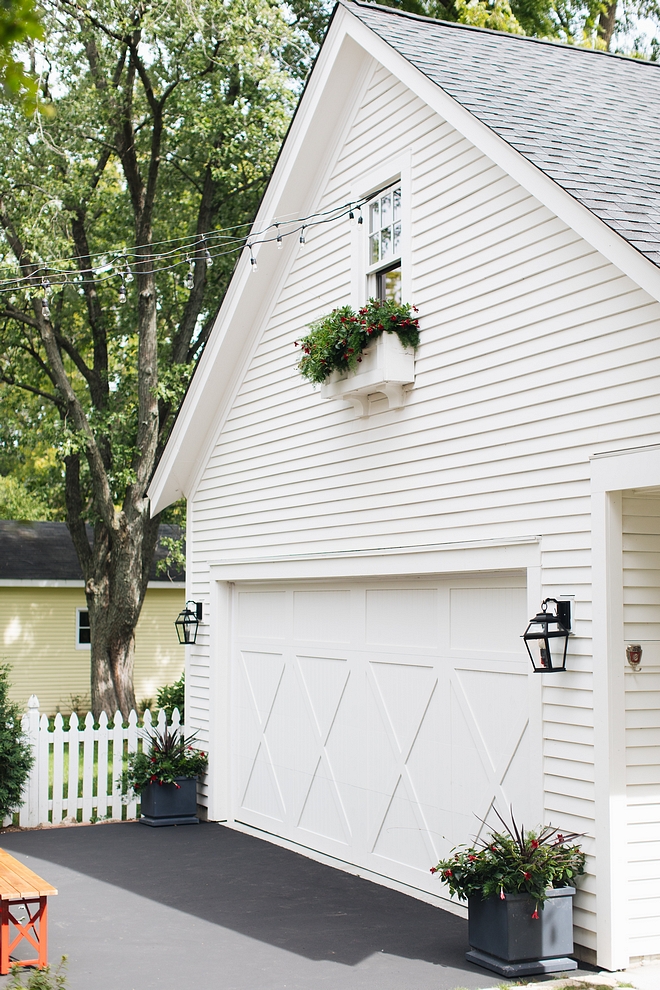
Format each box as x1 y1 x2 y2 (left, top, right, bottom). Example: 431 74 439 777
122 724 208 793
295 298 420 384
431 812 585 913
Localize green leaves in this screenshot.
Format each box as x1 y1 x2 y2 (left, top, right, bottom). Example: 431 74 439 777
431 816 586 905
295 298 421 384
0 663 34 819
123 723 207 791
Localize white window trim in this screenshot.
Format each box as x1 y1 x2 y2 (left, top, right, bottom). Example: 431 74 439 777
76 606 91 650
350 148 412 309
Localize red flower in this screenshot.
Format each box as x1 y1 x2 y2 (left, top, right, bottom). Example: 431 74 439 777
531 839 539 849
556 834 565 843
413 305 419 312
500 888 505 900
175 783 181 790
430 867 437 874
468 855 477 861
531 908 539 920
524 872 532 880
294 341 298 347
443 869 453 878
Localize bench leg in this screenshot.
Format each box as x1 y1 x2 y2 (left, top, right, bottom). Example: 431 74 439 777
1 897 49 971
0 898 9 975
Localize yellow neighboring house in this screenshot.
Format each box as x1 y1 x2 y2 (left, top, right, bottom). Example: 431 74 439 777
0 521 185 714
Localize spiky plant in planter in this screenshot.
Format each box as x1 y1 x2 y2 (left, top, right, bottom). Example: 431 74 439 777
0 664 34 822
123 724 207 792
431 811 585 912
295 298 420 384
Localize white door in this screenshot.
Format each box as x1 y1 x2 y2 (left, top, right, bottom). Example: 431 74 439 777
231 573 533 897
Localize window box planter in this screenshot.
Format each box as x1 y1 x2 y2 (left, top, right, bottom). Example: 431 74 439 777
465 886 577 978
139 776 199 827
320 331 415 416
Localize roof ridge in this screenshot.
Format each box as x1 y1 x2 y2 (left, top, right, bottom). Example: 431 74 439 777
343 0 660 68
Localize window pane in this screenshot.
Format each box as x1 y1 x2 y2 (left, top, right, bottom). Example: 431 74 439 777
393 187 401 221
383 268 402 304
380 193 392 227
369 200 379 234
78 610 91 645
380 225 391 259
369 233 380 264
392 221 401 257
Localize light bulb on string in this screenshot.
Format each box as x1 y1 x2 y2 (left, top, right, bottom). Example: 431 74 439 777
202 240 213 268
348 206 355 224
357 206 363 225
41 298 51 320
124 263 134 283
184 258 195 290
249 244 258 273
275 224 283 250
118 280 127 305
299 227 306 250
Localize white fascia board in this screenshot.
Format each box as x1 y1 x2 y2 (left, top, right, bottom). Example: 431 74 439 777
148 5 372 515
208 535 540 582
341 10 660 303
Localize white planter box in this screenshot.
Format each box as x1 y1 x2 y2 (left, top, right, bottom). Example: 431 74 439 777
320 331 415 416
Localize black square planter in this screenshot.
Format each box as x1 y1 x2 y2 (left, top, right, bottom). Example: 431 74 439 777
139 776 199 827
465 886 578 978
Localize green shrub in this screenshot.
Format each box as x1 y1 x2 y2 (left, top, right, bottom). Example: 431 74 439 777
8 956 67 988
156 671 184 722
0 663 34 820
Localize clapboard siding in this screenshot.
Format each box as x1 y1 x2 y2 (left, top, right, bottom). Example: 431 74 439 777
187 62 660 954
623 491 660 957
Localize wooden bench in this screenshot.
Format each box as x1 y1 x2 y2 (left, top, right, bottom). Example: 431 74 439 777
0 849 57 974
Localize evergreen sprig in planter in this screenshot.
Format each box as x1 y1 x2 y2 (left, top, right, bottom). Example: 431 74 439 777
295 298 420 384
122 724 208 827
431 813 585 977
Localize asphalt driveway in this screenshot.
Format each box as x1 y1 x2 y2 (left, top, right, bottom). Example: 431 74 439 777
0 819 512 990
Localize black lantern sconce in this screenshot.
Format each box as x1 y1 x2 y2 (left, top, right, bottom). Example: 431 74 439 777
175 601 203 645
522 598 572 673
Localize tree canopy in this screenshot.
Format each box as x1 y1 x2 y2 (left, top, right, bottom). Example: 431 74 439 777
0 0 312 715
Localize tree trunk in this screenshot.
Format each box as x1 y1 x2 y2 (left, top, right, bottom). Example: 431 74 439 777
598 0 617 50
85 515 161 718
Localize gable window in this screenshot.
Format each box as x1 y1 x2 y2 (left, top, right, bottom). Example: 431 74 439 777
367 182 402 304
77 608 91 648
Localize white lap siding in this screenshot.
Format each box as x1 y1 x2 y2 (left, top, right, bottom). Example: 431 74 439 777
189 62 660 957
623 490 660 959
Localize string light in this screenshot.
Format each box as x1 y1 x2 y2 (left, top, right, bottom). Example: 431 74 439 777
184 258 194 290
118 280 127 304
0 184 395 298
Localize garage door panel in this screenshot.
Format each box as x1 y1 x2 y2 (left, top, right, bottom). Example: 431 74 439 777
264 661 319 822
239 740 285 823
237 590 286 640
296 654 350 742
231 576 535 899
293 590 352 643
365 588 439 649
369 660 437 757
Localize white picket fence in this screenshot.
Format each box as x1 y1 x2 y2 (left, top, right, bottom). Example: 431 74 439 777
2 696 183 828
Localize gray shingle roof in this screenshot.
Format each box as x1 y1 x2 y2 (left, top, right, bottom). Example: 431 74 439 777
0 521 184 582
347 1 660 266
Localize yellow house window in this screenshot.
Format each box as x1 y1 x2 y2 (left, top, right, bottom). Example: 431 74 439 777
77 608 91 648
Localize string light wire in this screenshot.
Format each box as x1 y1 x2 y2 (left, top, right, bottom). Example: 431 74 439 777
0 183 391 297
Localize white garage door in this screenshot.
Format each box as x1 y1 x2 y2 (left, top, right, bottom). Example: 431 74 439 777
231 573 533 897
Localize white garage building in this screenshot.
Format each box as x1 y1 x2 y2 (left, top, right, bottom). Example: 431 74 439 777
149 1 660 971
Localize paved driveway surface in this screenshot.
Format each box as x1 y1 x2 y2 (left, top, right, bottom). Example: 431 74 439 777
0 820 514 990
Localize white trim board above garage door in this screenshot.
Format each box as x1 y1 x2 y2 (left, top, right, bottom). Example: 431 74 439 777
227 572 537 910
